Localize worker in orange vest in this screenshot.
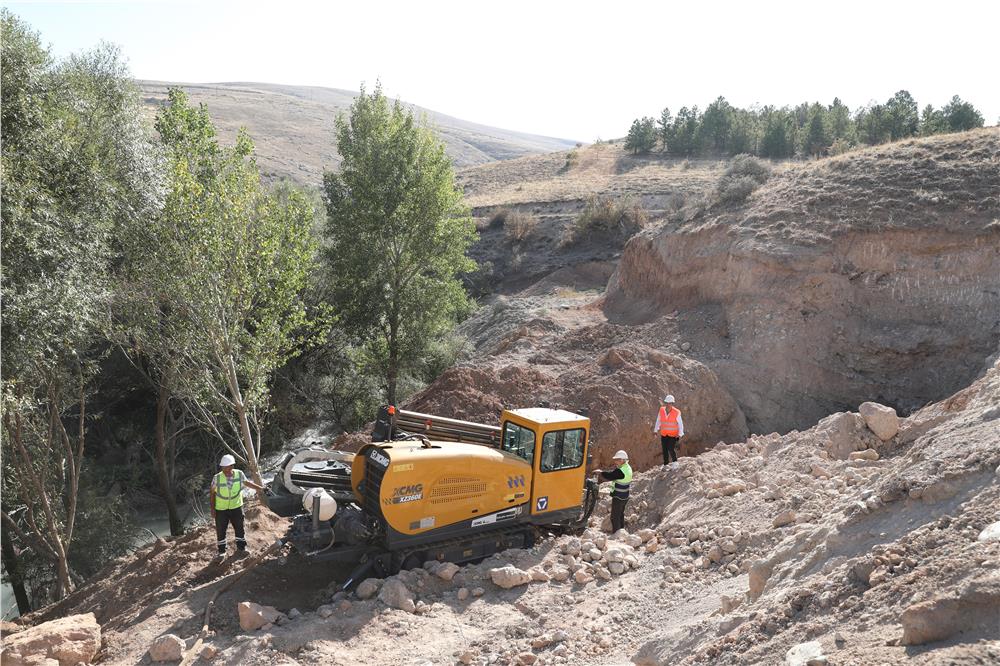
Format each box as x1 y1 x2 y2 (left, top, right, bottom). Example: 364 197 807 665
653 395 684 465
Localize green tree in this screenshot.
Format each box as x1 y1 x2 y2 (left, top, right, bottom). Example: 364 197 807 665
919 104 948 136
121 89 320 485
941 95 984 131
727 107 759 155
323 84 476 406
759 107 794 158
699 96 733 153
827 97 855 144
801 103 829 156
668 106 701 156
884 90 919 140
856 103 890 145
657 107 674 151
1 10 157 604
625 116 657 154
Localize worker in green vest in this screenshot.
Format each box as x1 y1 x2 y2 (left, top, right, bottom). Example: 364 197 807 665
594 450 633 533
211 454 266 562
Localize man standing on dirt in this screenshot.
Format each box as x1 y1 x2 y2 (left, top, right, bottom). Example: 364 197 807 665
654 394 684 465
211 454 266 562
594 450 633 533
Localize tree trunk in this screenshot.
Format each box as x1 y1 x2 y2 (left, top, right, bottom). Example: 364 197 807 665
55 547 73 599
154 383 183 536
0 519 32 614
387 304 399 406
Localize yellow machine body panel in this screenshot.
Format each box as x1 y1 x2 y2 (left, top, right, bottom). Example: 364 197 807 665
499 409 590 517
352 440 533 537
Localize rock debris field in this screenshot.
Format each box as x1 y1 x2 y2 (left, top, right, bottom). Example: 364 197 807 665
5 350 999 665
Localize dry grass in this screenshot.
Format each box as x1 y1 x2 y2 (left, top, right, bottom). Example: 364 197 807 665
705 128 1000 241
139 81 577 185
489 208 539 242
565 195 648 245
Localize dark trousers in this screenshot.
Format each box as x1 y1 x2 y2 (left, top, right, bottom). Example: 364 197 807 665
214 507 246 554
611 497 628 532
660 435 678 465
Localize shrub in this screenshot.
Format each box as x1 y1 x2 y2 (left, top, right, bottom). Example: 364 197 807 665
491 207 538 242
714 154 772 205
828 138 855 156
560 149 579 173
568 195 648 243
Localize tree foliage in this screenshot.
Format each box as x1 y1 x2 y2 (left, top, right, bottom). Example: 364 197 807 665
118 89 323 484
628 90 986 159
624 116 657 154
1 9 155 605
322 84 476 405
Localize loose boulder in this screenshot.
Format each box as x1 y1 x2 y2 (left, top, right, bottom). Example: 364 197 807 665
859 402 899 441
355 578 382 600
489 565 532 589
237 602 282 631
785 640 825 665
149 634 184 662
378 577 417 613
0 613 101 666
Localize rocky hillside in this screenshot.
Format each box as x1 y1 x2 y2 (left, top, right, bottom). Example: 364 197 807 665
5 350 997 666
138 82 578 184
406 130 999 470
605 129 1000 434
5 130 998 666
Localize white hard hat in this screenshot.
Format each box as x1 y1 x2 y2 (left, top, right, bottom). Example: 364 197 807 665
219 454 236 467
613 450 628 460
663 395 675 403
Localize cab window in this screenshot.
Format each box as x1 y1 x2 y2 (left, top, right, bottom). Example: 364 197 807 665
540 428 586 472
501 421 535 465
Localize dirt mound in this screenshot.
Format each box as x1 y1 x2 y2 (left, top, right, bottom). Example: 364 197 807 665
407 342 746 469
606 129 1000 433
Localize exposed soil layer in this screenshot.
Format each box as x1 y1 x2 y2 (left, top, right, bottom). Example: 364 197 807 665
606 129 1000 433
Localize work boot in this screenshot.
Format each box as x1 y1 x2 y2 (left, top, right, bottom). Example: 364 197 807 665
235 549 250 559
211 553 225 565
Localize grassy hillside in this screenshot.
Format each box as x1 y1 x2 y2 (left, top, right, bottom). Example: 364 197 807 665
139 81 578 185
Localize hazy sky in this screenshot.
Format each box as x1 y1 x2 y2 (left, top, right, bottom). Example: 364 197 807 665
6 0 999 141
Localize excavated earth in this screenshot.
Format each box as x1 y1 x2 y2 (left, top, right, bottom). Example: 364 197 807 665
4 130 1000 665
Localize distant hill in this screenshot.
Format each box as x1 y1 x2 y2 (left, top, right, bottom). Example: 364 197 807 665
138 81 578 185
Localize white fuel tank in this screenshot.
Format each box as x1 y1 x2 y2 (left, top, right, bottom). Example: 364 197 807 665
301 487 338 521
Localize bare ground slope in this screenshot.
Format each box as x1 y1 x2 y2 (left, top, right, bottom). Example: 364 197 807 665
139 81 578 184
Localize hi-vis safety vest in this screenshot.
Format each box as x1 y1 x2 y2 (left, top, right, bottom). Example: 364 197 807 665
658 406 681 437
612 462 633 500
214 470 244 510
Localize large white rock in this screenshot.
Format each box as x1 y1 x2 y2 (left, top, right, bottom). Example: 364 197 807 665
435 562 461 581
859 402 899 441
149 634 185 662
355 578 382 600
378 577 416 612
489 565 532 589
816 412 865 460
237 602 282 631
978 521 1000 543
785 640 825 665
0 613 101 666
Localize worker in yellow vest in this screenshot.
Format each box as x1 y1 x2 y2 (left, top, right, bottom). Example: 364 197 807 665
211 454 266 561
594 450 632 533
653 395 684 466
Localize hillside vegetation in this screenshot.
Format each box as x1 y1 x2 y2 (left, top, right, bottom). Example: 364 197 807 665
139 81 578 184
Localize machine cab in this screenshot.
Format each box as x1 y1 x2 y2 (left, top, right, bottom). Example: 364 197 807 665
499 408 590 521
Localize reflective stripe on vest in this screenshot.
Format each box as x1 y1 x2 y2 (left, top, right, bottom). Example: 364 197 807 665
612 462 632 500
659 406 681 437
214 470 244 510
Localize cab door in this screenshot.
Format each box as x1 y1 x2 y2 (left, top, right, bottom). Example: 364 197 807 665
530 426 588 518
